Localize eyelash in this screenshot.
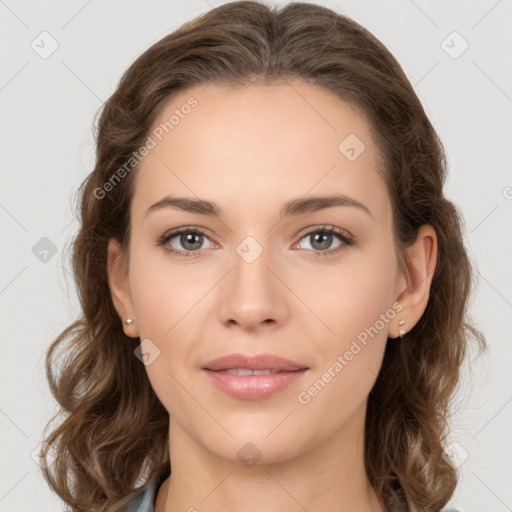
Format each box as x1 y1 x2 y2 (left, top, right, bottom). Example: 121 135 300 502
157 225 354 259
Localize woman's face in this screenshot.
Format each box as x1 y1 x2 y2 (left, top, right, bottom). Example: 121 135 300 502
110 81 407 465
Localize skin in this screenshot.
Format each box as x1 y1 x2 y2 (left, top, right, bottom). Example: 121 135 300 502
107 80 437 512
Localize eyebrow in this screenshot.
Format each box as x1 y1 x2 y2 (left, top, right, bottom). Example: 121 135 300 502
144 194 373 219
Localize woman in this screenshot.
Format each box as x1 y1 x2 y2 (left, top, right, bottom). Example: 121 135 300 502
41 2 486 511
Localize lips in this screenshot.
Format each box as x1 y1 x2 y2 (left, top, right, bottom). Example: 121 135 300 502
202 353 308 372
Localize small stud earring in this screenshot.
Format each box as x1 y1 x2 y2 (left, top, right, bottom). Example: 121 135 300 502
124 318 134 325
398 319 406 338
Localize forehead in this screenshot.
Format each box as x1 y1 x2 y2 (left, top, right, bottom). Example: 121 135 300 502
131 80 389 223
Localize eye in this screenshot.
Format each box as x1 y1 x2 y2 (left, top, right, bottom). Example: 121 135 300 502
157 227 215 258
157 225 354 259
293 225 354 257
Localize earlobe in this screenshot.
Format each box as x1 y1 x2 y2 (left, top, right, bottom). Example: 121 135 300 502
390 225 438 339
107 238 139 338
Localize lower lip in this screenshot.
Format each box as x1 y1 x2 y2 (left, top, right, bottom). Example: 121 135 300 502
202 369 308 400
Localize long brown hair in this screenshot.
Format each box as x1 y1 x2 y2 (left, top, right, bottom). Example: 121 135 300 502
41 2 486 510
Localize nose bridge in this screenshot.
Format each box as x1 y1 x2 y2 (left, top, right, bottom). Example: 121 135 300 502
231 231 276 300
219 229 288 328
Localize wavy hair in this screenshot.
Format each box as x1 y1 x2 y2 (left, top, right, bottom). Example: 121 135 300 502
41 2 486 510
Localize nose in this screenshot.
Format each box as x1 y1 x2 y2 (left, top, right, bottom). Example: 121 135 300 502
218 238 289 331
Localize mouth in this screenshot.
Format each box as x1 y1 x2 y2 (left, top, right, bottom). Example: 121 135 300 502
201 353 309 400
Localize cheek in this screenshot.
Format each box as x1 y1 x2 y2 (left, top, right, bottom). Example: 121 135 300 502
302 242 397 402
128 243 198 336
299 288 391 432
311 244 398 344
127 244 205 405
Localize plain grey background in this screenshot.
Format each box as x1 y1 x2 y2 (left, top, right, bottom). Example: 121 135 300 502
1 1 511 511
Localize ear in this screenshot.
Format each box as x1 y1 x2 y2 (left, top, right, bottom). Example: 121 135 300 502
107 238 140 338
389 224 438 339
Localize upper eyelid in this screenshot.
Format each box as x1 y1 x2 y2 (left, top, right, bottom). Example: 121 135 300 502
300 224 351 237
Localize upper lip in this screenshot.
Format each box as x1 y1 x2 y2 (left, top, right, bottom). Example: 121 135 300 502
202 353 309 372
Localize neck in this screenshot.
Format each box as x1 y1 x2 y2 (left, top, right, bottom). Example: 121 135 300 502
155 401 385 512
